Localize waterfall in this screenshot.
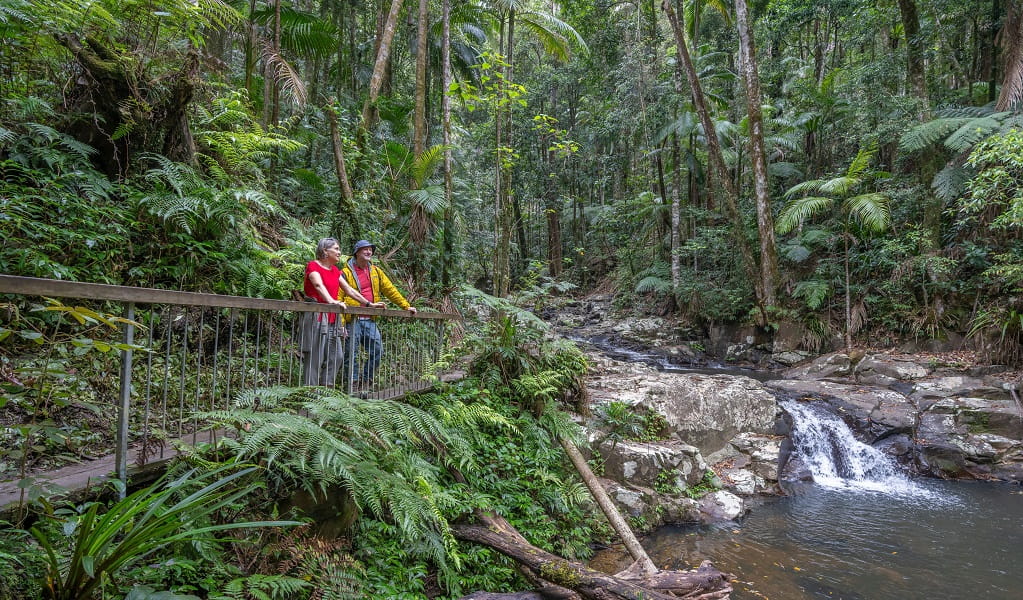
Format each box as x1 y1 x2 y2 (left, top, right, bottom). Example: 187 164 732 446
782 400 929 496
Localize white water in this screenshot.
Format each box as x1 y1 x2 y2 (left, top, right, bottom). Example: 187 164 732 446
782 400 950 502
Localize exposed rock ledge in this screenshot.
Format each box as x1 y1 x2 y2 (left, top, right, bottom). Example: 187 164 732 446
580 348 1023 531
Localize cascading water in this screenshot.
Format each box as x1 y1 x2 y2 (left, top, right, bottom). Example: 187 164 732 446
782 400 936 498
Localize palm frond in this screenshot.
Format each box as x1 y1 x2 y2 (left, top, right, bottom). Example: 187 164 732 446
262 43 308 107
844 193 890 232
845 143 877 179
407 185 447 216
516 15 570 62
411 144 446 187
776 196 835 234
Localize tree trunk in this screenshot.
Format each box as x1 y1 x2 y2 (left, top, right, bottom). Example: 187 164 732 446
453 512 731 600
440 0 454 291
896 0 929 113
670 131 682 307
414 0 429 157
662 0 767 322
361 0 404 131
269 0 282 128
734 0 778 308
558 438 656 576
327 104 356 219
996 0 1023 110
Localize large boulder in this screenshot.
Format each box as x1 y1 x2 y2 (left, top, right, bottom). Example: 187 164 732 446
853 353 932 386
636 374 777 455
768 379 916 440
589 434 707 490
587 361 778 456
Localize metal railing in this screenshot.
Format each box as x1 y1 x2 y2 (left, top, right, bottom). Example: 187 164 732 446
0 275 459 491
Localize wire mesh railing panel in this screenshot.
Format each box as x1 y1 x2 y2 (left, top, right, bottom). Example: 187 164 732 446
0 275 459 490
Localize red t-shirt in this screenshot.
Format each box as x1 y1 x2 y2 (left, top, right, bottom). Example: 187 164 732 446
354 264 374 303
304 260 341 323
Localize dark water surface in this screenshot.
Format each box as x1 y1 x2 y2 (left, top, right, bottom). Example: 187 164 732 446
643 481 1023 600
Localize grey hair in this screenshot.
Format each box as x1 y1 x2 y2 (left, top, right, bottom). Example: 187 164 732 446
315 237 340 260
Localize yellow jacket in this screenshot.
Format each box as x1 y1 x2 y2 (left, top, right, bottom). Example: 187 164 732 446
339 259 411 323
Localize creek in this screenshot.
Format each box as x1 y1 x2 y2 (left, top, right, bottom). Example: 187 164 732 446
575 335 1023 599
645 399 1023 599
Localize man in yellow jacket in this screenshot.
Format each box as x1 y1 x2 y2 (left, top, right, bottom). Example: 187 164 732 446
340 240 417 391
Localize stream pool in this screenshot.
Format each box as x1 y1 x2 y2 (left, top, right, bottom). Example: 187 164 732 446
642 480 1023 599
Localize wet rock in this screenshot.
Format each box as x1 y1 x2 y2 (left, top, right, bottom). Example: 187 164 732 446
639 374 777 455
601 480 700 530
772 350 815 366
771 321 805 353
854 354 931 383
783 352 854 379
706 433 783 495
909 376 1008 402
699 490 745 522
587 359 777 456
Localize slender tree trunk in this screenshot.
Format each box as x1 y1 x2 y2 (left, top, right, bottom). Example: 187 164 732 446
844 233 852 349
327 104 355 218
269 0 282 127
735 0 778 308
559 438 656 576
361 0 404 131
896 0 929 114
441 0 454 290
245 0 258 103
414 0 429 157
989 0 1001 104
670 132 682 307
662 0 767 321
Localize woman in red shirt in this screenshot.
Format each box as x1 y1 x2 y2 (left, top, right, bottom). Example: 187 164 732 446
301 238 379 386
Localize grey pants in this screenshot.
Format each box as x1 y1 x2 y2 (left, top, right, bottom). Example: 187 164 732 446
300 314 345 387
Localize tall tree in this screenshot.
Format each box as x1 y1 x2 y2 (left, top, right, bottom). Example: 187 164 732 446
441 0 455 291
414 0 430 157
996 0 1023 110
734 0 779 308
361 0 405 131
662 0 767 320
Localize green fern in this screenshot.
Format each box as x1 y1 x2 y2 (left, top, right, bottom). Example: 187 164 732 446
204 387 476 569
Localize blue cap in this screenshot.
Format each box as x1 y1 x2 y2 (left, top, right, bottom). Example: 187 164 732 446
353 240 375 253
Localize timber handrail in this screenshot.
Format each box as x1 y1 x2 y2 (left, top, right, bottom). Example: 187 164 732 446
0 274 459 320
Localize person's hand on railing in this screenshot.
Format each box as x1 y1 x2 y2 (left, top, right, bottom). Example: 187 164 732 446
407 306 418 315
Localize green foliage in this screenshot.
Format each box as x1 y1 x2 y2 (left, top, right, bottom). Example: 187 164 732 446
593 402 668 449
0 522 46 599
30 464 297 600
207 386 494 573
0 299 146 482
682 469 720 499
654 469 682 495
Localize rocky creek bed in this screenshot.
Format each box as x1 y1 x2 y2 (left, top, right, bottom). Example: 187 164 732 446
550 296 1023 533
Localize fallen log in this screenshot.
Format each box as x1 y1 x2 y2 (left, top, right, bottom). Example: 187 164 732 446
453 513 731 600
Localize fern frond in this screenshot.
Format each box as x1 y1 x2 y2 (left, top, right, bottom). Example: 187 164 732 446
931 164 971 203
899 117 973 153
944 116 1004 153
